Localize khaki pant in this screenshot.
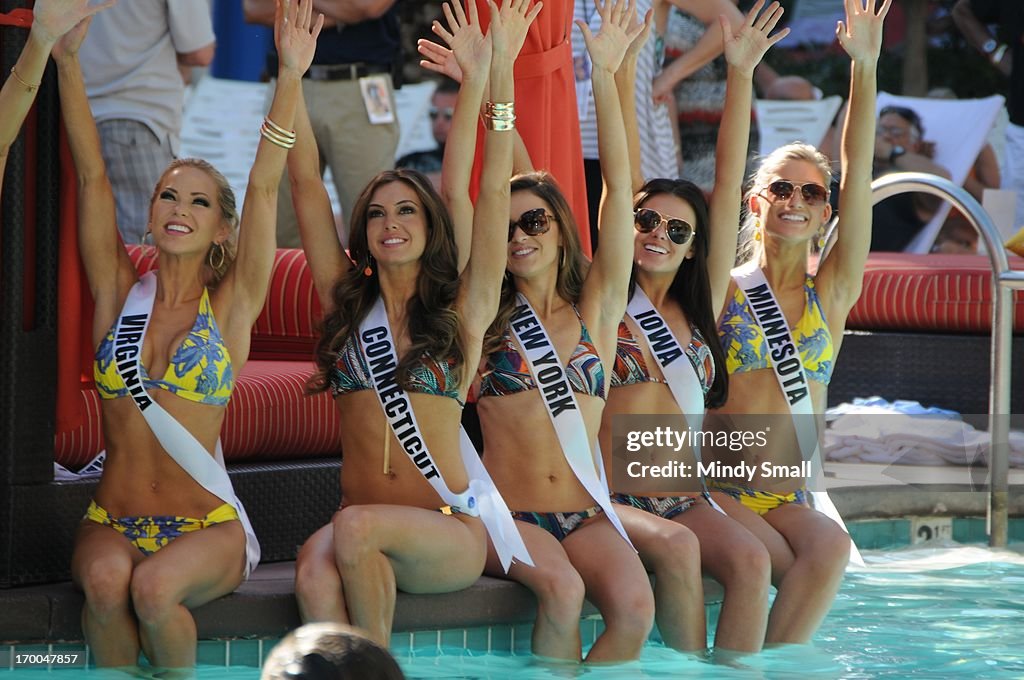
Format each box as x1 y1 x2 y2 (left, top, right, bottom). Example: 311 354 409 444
268 76 400 248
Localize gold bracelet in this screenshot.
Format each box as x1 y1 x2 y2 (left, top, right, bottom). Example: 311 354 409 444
263 116 295 140
484 101 515 120
9 67 39 92
484 116 516 132
260 123 295 149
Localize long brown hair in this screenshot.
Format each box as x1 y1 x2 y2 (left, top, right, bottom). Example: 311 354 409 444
483 172 589 355
309 170 464 392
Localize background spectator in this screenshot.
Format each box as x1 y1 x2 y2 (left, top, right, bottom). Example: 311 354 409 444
78 0 215 245
244 0 402 249
869 105 952 251
395 78 458 188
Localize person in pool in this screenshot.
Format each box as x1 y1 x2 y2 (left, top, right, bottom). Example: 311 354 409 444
708 0 892 644
59 0 321 669
291 0 539 648
598 0 790 653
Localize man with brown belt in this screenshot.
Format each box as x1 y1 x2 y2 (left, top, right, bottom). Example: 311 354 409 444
244 0 401 248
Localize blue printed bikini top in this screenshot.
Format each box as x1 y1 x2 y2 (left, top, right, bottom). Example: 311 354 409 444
478 307 606 399
93 288 234 405
329 333 462 403
610 318 715 395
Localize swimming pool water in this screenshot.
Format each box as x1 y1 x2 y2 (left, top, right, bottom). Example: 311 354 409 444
3 543 1023 679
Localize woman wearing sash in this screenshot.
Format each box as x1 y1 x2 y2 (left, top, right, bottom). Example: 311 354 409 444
597 0 787 653
1 0 113 201
476 0 666 662
292 0 537 648
708 0 891 644
58 0 320 670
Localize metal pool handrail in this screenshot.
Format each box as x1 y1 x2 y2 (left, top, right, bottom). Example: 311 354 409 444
871 172 1021 547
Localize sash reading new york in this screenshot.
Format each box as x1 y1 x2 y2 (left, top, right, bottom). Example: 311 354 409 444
510 305 576 416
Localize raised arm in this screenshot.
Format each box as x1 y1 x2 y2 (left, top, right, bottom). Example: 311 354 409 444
1 0 113 189
222 0 322 325
708 0 789 315
617 9 654 194
817 0 891 316
577 0 647 339
651 0 743 104
432 0 491 272
459 0 540 352
53 15 138 336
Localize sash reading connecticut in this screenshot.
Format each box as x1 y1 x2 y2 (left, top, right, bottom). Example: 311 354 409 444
733 263 864 566
360 298 533 572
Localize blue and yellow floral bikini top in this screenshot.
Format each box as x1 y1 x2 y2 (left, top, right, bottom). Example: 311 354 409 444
611 319 715 395
478 307 606 399
94 288 234 405
329 334 462 404
718 276 834 385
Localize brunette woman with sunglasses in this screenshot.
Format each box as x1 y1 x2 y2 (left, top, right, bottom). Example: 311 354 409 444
596 0 788 654
475 0 662 663
290 0 539 648
707 0 892 645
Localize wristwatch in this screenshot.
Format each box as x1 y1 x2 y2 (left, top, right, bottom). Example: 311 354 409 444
983 38 998 55
889 145 906 163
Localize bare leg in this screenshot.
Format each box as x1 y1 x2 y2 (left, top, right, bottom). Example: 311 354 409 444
71 522 145 668
484 520 585 661
674 496 771 652
614 505 706 652
295 521 349 623
333 505 487 647
715 492 797 586
131 520 246 668
763 504 850 644
562 516 656 662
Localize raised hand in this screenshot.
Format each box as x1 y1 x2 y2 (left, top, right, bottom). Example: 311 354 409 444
276 0 323 76
33 0 115 46
50 16 92 62
418 39 464 83
431 0 491 84
836 0 892 63
622 8 653 69
722 0 790 77
576 0 646 75
488 0 543 63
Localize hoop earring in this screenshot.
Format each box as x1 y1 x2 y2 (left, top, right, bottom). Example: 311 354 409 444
560 248 566 269
142 230 157 258
208 242 226 271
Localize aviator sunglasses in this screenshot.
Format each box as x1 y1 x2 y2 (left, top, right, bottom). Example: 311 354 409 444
634 208 695 245
763 180 829 206
508 208 556 241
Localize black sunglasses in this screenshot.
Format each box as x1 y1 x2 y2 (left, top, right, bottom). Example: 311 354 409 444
508 208 556 241
634 208 695 245
764 180 829 206
879 105 924 136
429 106 454 121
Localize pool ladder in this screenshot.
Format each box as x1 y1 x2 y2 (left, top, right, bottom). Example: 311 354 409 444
867 173 1021 547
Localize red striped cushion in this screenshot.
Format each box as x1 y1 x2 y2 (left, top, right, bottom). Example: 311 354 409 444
54 360 341 469
848 254 1024 333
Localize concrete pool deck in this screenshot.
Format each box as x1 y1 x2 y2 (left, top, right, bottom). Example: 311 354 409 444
1 462 1022 647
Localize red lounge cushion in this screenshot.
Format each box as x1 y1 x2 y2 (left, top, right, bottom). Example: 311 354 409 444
848 254 1024 333
55 360 340 469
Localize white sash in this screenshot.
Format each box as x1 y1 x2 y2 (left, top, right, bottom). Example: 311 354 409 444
625 287 724 514
113 273 260 578
509 294 634 549
732 263 864 566
360 298 532 572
